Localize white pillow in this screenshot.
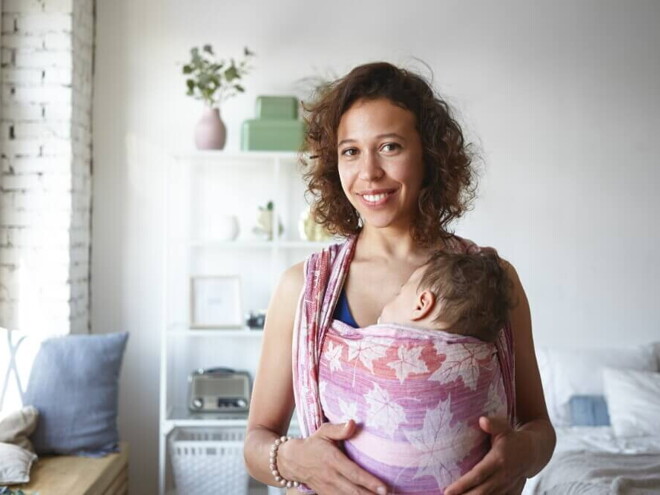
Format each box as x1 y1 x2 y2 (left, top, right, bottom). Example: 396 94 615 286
603 367 660 437
538 345 657 426
0 441 37 484
0 405 39 451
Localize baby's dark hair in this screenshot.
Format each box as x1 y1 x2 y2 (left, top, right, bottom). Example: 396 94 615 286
418 250 514 342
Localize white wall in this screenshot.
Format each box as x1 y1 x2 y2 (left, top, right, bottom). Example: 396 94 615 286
93 1 660 492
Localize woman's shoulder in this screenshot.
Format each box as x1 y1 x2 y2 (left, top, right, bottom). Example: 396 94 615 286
280 237 351 290
277 262 305 302
302 236 355 265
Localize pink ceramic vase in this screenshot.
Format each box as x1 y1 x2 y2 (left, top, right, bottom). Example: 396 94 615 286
194 106 227 150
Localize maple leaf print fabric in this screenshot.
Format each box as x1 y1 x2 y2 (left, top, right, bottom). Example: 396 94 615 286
292 235 516 495
318 321 506 494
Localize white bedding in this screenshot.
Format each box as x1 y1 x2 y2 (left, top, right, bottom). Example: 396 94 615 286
523 427 660 494
550 426 660 455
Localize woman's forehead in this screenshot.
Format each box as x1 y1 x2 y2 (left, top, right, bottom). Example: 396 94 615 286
337 98 416 139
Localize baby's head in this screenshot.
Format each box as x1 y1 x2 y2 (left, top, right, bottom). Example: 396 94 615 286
378 250 514 342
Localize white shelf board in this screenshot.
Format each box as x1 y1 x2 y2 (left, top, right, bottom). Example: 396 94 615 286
165 406 250 427
164 406 300 431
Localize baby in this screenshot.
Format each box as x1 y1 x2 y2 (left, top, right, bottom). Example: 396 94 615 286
378 249 514 342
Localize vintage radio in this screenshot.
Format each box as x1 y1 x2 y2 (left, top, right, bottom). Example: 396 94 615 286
187 367 251 413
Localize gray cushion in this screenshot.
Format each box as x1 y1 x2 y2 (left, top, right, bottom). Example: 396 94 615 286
0 442 37 484
23 332 128 456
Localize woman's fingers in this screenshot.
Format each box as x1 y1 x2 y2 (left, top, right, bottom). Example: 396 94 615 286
459 479 498 495
444 460 496 495
455 473 523 495
324 473 386 495
444 427 508 495
315 419 358 441
478 415 511 437
509 477 526 495
308 421 387 494
445 417 526 495
308 455 387 495
331 446 388 494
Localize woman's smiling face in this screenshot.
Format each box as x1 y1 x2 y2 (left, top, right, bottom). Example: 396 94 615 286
336 98 425 233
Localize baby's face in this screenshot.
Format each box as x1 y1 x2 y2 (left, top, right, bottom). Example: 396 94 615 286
378 266 426 325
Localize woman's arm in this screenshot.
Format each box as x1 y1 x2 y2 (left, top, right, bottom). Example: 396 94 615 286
244 263 302 484
445 260 556 495
244 262 388 495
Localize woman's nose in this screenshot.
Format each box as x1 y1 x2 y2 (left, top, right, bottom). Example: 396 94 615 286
358 152 384 181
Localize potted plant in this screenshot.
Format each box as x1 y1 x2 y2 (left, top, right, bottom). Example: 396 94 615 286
183 45 255 150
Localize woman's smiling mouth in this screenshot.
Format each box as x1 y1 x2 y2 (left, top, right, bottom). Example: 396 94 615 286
358 189 397 206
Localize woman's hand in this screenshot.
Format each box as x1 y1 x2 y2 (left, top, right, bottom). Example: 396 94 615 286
278 420 388 495
444 416 530 495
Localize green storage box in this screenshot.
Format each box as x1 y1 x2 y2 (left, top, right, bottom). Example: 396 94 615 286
256 96 299 120
241 119 305 151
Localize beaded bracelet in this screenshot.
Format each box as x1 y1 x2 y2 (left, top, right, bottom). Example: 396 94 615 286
269 435 301 488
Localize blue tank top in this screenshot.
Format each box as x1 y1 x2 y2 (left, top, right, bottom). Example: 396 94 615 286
333 289 358 328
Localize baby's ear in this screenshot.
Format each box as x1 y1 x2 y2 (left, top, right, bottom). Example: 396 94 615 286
411 289 436 321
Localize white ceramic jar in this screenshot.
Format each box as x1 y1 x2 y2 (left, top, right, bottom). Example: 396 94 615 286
211 215 239 241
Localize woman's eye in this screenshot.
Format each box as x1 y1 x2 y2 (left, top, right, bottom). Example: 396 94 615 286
381 142 400 152
341 148 358 157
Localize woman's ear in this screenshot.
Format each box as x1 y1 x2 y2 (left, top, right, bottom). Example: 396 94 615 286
411 289 436 321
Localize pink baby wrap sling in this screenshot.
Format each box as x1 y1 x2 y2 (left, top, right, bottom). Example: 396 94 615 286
292 235 516 494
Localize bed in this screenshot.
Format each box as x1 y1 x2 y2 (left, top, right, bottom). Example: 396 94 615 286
524 427 660 494
522 343 660 494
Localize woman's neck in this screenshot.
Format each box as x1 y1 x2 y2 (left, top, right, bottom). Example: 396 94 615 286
356 224 428 262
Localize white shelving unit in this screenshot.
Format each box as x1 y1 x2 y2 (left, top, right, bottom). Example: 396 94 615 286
159 151 329 495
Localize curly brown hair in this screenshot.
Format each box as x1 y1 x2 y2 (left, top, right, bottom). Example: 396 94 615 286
302 62 477 247
419 250 514 342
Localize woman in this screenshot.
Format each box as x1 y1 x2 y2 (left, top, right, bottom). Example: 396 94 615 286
244 62 555 494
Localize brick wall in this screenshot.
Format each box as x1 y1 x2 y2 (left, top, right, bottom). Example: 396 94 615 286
0 0 94 335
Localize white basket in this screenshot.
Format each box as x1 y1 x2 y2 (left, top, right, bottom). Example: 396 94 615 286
169 427 249 495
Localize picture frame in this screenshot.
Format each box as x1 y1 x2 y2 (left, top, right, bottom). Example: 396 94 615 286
190 275 242 329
